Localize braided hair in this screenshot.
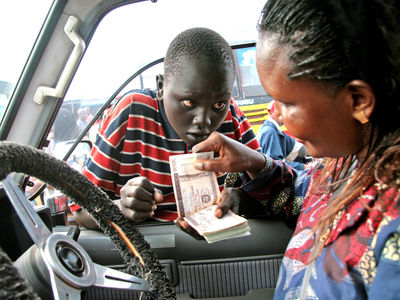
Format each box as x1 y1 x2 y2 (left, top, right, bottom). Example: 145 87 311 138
257 0 400 257
163 27 235 85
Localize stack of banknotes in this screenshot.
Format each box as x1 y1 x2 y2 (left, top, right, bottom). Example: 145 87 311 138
170 152 250 243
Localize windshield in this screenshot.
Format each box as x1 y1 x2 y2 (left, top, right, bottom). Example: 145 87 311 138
0 0 53 121
66 0 266 103
58 0 267 144
49 0 267 153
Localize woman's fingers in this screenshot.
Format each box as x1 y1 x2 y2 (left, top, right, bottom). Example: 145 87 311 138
174 217 205 240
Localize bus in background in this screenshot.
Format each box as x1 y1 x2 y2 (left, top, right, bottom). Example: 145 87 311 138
232 46 272 134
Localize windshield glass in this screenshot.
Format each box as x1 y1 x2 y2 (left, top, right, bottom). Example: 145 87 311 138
0 0 53 121
65 0 266 105
58 0 267 147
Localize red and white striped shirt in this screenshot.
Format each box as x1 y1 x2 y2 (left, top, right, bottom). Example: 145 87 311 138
72 89 260 221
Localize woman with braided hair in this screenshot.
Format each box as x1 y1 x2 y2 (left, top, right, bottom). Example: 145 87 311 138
181 0 400 298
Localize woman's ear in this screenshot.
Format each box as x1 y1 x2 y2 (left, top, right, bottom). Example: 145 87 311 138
156 74 164 101
346 80 376 124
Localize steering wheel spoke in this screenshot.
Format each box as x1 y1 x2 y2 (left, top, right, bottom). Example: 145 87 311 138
47 271 82 300
2 175 52 247
93 263 151 291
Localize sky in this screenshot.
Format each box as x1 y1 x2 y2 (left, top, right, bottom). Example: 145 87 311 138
0 0 266 100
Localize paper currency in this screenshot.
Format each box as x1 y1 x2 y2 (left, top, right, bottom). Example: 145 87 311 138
184 205 250 243
170 151 219 217
170 152 250 243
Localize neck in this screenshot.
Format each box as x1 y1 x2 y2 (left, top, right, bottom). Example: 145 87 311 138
355 124 376 162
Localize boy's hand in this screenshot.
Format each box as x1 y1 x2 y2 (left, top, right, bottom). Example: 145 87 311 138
119 176 163 223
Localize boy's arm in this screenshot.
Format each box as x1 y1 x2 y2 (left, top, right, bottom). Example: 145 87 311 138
72 176 164 229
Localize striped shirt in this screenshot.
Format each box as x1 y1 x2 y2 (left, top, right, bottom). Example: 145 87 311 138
74 89 260 221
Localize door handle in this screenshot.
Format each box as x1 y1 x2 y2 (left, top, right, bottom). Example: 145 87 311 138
34 15 85 104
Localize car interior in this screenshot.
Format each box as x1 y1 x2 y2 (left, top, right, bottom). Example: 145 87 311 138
0 0 293 299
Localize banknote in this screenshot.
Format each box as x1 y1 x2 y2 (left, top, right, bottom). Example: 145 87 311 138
170 152 251 243
184 204 250 243
170 152 219 217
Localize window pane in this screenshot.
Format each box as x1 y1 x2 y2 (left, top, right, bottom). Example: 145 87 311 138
64 0 266 114
53 0 267 165
0 0 53 120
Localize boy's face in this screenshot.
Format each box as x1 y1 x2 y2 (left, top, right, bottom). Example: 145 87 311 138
162 55 234 146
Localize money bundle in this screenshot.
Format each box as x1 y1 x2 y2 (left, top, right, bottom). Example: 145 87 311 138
170 152 250 243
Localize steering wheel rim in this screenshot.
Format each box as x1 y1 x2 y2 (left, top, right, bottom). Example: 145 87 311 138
0 141 175 299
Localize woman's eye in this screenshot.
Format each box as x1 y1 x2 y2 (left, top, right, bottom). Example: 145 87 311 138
182 100 195 107
214 102 226 110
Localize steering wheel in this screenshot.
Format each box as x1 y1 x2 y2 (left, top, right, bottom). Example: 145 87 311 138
0 141 175 299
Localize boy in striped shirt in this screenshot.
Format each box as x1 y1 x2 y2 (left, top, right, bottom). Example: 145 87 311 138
71 27 260 229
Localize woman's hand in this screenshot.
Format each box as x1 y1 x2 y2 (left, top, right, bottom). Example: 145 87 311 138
192 132 266 178
174 187 245 240
215 187 241 216
119 176 163 223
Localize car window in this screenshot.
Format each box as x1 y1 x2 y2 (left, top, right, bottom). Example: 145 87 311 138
0 0 53 121
66 0 265 103
48 0 267 160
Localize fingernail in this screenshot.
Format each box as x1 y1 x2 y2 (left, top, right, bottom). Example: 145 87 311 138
215 209 222 218
194 162 203 170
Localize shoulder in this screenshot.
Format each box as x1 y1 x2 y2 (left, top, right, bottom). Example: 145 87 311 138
100 89 158 135
260 119 276 130
258 120 279 138
364 184 400 254
260 119 277 131
106 89 158 120
374 210 400 268
369 210 400 298
116 89 157 109
226 98 245 119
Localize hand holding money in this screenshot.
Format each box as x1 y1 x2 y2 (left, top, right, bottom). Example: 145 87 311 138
170 152 250 243
175 187 243 239
192 132 266 178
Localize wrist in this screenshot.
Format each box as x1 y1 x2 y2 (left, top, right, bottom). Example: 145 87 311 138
247 152 272 179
